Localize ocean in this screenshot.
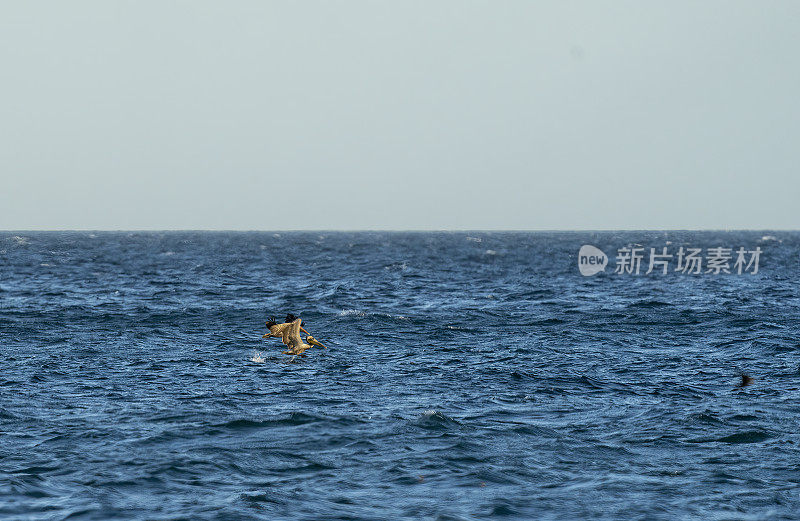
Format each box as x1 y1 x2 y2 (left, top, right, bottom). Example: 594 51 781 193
1 231 798 520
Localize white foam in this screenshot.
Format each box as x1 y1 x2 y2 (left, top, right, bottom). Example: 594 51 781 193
339 309 366 317
250 351 266 363
339 309 408 321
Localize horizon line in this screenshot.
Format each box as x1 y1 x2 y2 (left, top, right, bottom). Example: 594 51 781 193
2 228 798 233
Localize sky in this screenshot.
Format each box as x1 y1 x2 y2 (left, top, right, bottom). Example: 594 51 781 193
1 1 798 230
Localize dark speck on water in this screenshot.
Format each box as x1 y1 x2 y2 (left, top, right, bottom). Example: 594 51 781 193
738 374 755 387
1 231 799 520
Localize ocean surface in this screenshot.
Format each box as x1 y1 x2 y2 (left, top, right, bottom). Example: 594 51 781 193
1 231 799 520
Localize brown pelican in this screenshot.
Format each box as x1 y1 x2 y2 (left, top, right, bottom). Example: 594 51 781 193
263 316 327 355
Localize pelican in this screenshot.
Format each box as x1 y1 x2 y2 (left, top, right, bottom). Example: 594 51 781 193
263 316 327 355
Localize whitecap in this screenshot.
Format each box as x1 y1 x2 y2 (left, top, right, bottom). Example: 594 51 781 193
339 309 366 317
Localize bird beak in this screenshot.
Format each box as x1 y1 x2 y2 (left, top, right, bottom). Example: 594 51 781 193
307 336 327 349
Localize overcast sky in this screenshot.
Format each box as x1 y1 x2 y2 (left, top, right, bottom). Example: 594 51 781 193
1 1 798 230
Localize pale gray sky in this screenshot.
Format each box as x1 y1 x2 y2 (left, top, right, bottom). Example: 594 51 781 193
1 1 798 230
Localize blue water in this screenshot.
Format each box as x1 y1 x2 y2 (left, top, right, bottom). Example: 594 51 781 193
1 231 799 520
